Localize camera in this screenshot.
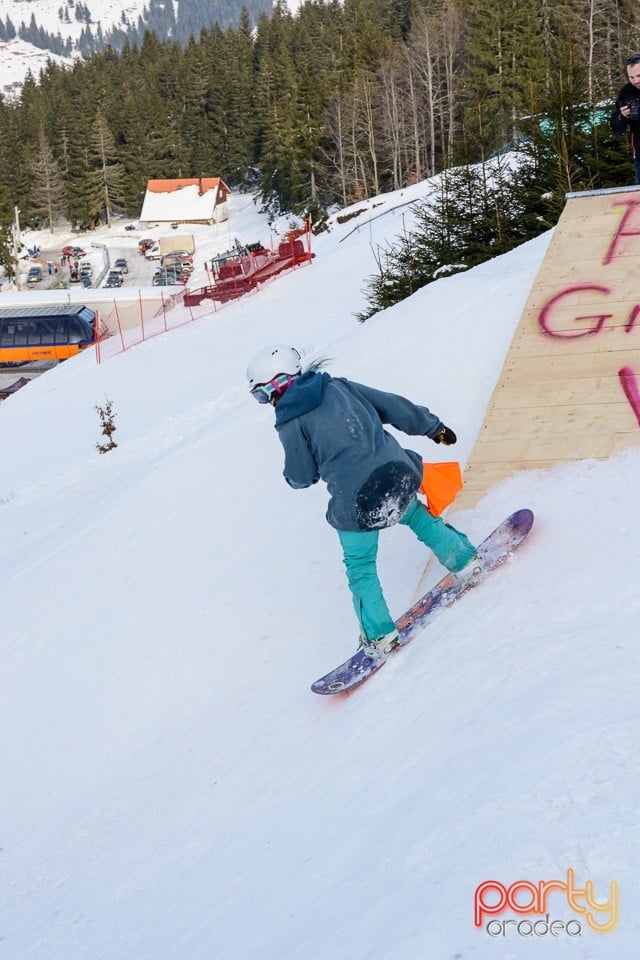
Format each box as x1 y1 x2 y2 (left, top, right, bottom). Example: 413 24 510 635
626 99 640 120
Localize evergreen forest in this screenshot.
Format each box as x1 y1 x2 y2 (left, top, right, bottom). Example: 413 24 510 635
1 0 640 304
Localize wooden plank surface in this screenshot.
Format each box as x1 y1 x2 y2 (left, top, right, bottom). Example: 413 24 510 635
448 186 640 515
511 327 638 351
489 376 631 408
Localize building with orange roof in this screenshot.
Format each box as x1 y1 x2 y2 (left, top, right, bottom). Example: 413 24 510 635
139 177 230 226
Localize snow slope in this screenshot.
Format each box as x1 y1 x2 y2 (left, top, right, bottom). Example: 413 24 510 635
0 0 301 91
0 0 145 90
0 37 74 90
0 0 148 39
1 180 638 959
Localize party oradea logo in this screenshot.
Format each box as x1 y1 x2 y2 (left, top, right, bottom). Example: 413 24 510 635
474 869 619 938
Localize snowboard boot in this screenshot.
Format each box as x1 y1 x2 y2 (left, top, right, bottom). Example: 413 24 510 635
360 628 400 660
454 554 483 582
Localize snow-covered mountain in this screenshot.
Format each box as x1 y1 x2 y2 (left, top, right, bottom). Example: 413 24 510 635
0 35 73 92
0 0 148 92
1 176 638 958
0 0 294 95
0 0 149 38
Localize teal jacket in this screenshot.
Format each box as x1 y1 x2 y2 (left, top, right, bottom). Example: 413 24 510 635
274 371 444 531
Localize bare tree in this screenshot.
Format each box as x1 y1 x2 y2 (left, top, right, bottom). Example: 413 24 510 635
322 90 350 207
408 0 462 174
355 73 380 197
378 56 405 189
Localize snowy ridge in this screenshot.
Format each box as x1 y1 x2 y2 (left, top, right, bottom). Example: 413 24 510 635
0 0 148 89
0 35 74 90
0 0 149 40
0 179 638 957
0 0 301 90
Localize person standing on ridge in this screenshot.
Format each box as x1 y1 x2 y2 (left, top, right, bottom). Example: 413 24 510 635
247 345 481 659
611 53 640 185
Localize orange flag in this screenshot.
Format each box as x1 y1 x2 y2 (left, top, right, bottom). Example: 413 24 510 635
420 462 463 516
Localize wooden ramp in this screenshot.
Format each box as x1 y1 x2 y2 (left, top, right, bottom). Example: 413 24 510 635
453 184 640 512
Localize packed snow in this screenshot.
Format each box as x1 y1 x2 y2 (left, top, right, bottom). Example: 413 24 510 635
1 175 638 959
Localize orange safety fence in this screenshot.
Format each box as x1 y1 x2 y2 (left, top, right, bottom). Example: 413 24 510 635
94 220 314 363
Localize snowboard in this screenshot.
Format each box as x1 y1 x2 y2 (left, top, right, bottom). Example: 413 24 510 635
311 508 534 695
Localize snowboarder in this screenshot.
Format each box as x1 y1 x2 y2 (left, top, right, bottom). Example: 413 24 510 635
247 345 481 658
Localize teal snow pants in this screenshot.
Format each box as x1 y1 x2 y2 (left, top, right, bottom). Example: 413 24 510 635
337 497 477 642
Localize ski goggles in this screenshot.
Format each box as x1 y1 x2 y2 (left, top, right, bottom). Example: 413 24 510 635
250 373 294 404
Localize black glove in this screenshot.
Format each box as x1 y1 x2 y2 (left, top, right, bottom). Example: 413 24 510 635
433 425 457 445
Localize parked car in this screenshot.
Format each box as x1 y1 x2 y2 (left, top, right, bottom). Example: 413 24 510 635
155 263 182 275
61 245 86 258
162 254 193 272
166 249 193 260
145 244 162 260
155 267 187 283
80 275 92 288
104 273 123 288
113 258 128 274
79 262 93 276
26 265 42 283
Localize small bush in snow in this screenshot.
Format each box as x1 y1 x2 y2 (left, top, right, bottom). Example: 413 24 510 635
95 398 117 454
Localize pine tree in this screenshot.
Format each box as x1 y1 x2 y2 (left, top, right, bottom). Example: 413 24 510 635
357 151 553 320
179 34 214 177
0 180 16 281
29 126 69 231
212 13 259 187
287 3 345 214
63 115 105 228
2 79 43 227
456 0 548 162
88 109 126 226
253 5 301 213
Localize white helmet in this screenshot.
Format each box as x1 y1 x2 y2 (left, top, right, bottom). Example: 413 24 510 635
247 344 302 389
